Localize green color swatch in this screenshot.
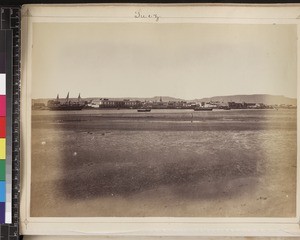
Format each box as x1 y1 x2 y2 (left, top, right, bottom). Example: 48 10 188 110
0 160 5 181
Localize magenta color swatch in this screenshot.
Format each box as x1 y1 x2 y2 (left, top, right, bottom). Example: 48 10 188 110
0 95 5 116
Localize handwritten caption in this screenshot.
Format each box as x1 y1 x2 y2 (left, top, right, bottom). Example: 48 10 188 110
134 11 160 22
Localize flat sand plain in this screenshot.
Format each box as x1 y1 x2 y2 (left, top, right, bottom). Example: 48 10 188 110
30 109 296 217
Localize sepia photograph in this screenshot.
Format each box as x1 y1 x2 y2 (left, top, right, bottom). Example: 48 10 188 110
29 22 297 218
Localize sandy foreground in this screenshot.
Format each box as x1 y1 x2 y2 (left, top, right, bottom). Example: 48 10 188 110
30 109 296 217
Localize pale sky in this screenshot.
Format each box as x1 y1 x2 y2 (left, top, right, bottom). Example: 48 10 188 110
32 23 297 99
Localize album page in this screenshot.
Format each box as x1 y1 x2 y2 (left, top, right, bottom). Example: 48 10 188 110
20 4 300 237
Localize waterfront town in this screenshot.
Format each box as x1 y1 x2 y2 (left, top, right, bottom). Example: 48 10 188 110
32 94 297 111
86 97 271 110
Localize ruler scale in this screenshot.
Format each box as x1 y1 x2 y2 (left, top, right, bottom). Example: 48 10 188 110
0 6 20 240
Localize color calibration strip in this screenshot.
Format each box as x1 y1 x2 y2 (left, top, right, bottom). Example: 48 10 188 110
0 21 13 225
0 7 19 239
0 73 5 224
0 27 7 225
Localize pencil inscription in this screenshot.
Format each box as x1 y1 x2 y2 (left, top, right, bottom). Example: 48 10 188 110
134 11 160 22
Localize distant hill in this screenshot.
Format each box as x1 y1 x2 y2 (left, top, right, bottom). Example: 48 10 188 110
80 96 184 102
124 96 184 102
194 94 297 105
31 96 184 105
32 94 297 106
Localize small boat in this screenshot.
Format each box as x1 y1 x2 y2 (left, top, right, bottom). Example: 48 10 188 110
137 109 151 112
194 107 213 111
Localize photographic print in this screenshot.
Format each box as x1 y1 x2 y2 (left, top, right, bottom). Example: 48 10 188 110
29 22 297 218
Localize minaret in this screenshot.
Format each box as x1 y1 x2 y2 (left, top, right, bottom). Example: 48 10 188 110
160 96 162 102
56 94 59 100
78 93 81 101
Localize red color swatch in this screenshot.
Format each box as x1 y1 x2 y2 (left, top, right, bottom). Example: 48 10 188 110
0 117 5 138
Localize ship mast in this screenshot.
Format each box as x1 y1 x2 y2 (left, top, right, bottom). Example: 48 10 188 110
66 92 70 104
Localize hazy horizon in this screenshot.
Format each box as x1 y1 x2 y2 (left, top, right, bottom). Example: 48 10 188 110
32 92 297 101
32 23 297 99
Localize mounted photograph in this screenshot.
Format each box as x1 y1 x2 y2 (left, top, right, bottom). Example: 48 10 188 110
28 21 297 218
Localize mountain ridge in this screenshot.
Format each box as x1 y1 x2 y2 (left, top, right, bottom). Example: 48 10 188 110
32 94 297 105
194 94 296 105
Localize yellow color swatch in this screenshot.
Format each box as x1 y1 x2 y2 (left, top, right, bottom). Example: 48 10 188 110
0 138 5 159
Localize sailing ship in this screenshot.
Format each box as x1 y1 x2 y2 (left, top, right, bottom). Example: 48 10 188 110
47 93 85 110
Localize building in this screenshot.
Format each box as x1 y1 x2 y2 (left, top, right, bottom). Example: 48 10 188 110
228 102 244 109
88 98 143 109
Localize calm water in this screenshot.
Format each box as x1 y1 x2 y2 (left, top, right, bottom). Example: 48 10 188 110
32 109 296 131
32 108 296 119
